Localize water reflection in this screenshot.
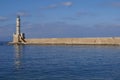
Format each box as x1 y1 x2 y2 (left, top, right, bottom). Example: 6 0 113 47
14 45 23 70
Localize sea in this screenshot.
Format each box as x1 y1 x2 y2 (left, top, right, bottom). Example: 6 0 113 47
0 41 120 80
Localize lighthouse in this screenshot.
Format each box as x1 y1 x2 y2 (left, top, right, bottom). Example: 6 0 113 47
16 15 20 35
13 16 25 43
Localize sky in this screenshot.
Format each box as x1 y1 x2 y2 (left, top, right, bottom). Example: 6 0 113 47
0 0 120 41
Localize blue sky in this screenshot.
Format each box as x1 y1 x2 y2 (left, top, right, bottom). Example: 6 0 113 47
0 0 120 41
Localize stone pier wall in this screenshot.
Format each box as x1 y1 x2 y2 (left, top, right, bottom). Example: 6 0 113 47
24 37 120 45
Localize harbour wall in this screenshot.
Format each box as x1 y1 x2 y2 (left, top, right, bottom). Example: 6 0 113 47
24 37 120 45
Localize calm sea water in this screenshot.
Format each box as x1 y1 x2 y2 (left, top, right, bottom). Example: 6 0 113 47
0 42 120 80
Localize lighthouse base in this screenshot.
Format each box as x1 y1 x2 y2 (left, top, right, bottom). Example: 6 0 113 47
13 33 25 43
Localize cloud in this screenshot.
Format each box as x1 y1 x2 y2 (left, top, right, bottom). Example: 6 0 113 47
40 4 57 10
40 1 73 10
0 23 15 40
62 17 78 20
0 16 8 22
102 2 120 7
77 12 88 16
77 11 90 16
22 21 33 30
111 2 120 7
17 11 30 17
77 11 95 17
61 2 73 7
23 22 120 38
109 2 120 7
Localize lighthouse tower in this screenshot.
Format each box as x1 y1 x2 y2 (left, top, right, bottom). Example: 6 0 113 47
13 16 25 43
16 15 20 35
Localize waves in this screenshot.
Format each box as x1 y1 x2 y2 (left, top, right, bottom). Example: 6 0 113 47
0 41 8 46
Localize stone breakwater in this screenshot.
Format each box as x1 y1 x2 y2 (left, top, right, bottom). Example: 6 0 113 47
21 37 120 45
